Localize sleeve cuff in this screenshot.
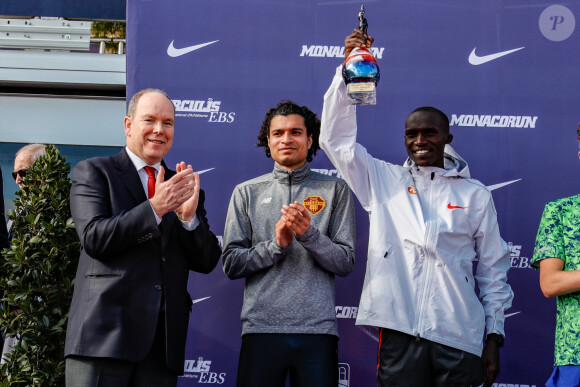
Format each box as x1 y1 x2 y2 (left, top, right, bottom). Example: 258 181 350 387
180 214 200 231
148 200 162 225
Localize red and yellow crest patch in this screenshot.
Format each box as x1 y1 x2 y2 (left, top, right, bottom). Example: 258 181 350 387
408 186 418 195
303 196 326 215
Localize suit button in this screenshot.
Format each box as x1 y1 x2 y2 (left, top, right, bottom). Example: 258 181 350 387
161 256 166 262
154 285 162 291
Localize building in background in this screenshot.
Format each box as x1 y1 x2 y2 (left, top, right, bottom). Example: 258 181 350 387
0 1 126 212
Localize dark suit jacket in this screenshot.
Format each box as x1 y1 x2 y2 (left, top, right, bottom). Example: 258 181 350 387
64 149 221 374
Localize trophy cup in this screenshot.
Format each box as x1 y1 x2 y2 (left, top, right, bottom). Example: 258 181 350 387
342 5 380 105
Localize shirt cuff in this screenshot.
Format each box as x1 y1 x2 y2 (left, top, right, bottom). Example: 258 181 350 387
149 200 162 225
180 215 200 231
148 200 199 230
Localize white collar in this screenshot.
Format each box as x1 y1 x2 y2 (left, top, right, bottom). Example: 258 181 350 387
125 146 161 172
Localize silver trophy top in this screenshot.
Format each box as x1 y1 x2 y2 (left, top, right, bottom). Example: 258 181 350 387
358 5 368 35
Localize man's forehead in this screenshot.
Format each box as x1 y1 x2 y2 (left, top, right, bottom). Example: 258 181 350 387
270 126 306 131
269 115 306 130
405 112 443 129
135 92 174 112
15 152 34 166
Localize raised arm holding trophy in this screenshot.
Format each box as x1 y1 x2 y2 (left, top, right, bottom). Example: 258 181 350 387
342 5 380 105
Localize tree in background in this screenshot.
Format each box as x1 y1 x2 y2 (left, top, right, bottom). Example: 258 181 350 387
91 20 126 53
0 145 79 385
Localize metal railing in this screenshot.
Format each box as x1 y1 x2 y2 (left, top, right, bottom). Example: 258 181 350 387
0 17 126 54
90 37 125 54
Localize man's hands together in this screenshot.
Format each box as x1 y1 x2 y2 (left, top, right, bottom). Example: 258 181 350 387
275 201 311 247
149 162 200 221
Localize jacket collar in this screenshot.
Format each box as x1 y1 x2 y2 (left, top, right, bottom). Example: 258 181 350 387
113 149 147 203
272 162 311 184
403 144 471 179
113 149 174 203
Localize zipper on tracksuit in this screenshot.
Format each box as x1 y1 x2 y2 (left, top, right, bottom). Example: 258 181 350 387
288 173 293 203
414 170 437 340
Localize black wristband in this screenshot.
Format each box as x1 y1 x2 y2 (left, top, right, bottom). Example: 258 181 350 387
486 333 504 347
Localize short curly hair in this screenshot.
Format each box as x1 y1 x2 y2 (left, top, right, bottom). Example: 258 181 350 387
256 100 320 162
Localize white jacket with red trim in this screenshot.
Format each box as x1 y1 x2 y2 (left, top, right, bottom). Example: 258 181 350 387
320 66 513 356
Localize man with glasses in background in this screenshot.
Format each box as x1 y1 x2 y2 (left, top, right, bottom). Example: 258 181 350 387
12 144 47 190
1 143 47 362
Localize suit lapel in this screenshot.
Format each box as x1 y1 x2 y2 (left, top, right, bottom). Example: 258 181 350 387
160 160 177 250
114 149 147 204
114 150 179 250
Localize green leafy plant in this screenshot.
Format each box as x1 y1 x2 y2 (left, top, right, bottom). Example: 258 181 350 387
0 145 80 385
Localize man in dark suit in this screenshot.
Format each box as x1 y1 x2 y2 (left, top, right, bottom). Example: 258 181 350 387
65 89 222 387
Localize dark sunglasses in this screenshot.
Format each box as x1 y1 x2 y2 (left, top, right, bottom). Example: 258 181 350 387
12 169 28 181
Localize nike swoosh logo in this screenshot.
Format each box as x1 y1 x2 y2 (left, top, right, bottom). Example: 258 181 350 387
167 40 219 58
486 178 521 192
448 203 468 209
468 47 525 65
196 168 215 175
192 296 211 305
505 311 521 319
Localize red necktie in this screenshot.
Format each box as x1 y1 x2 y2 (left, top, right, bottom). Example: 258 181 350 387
144 166 156 199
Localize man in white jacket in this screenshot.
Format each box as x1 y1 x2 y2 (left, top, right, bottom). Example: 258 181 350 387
319 29 513 387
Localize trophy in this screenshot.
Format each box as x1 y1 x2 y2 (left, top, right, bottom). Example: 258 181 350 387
342 5 380 105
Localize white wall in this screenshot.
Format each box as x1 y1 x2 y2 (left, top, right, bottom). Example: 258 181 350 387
0 94 125 146
0 49 126 146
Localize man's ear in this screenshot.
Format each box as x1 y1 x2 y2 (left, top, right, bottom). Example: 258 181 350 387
124 116 132 137
308 134 313 149
446 133 454 144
